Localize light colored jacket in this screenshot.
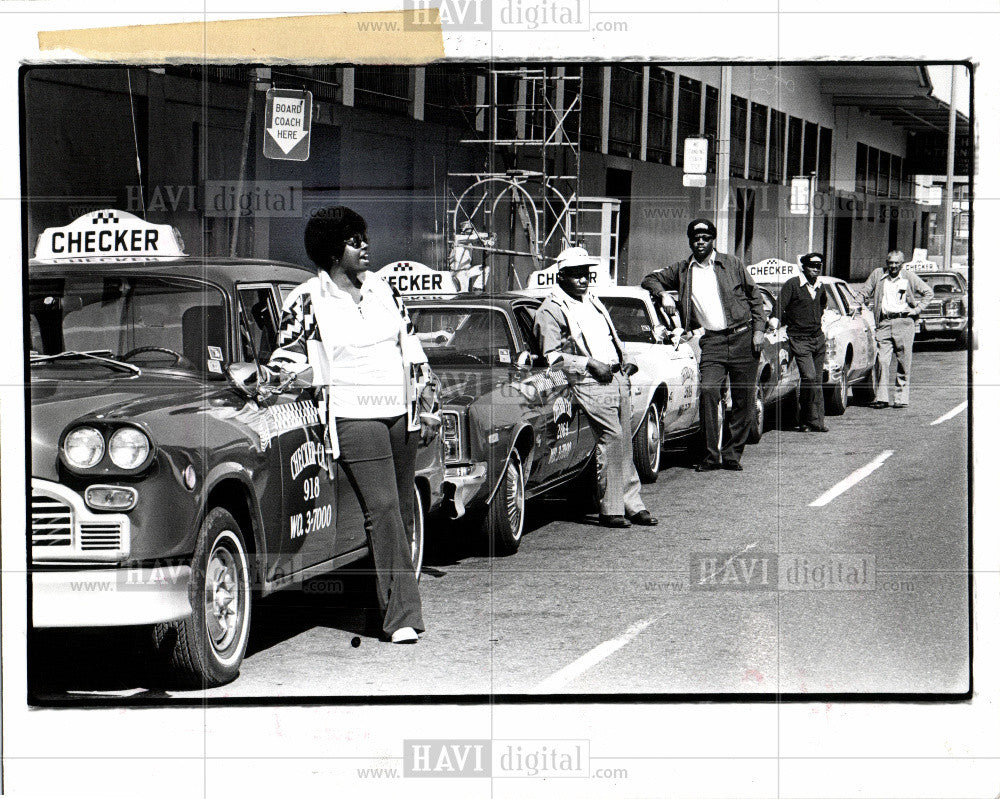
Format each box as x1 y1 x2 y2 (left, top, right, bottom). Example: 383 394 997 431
533 288 633 383
858 268 934 323
268 270 439 459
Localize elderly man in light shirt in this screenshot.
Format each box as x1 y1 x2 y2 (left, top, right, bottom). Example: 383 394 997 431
641 219 767 472
858 249 933 409
534 247 657 529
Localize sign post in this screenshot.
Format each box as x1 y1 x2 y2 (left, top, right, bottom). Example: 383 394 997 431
264 88 313 161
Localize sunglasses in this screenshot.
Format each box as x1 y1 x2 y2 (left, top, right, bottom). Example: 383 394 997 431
344 233 369 248
691 234 714 241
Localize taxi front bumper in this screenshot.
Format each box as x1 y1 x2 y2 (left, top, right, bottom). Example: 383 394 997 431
441 461 489 519
32 566 193 628
916 317 967 336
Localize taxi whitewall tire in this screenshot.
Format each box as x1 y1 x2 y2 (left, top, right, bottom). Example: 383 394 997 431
633 401 662 483
746 383 766 445
484 451 525 556
825 363 850 416
153 507 252 688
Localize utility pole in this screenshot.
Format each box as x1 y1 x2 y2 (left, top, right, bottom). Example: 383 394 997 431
943 64 958 271
714 67 732 247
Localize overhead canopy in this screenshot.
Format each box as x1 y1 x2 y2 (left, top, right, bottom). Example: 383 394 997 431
815 64 969 137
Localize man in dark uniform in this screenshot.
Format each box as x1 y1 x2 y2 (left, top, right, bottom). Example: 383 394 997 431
641 219 767 472
772 252 829 432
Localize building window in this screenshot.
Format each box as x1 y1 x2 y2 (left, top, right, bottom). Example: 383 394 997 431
646 69 674 165
704 84 719 173
748 102 768 181
353 66 412 116
856 143 868 194
866 146 878 196
803 121 818 176
730 95 748 178
890 154 902 199
675 76 702 164
608 66 643 159
818 126 832 190
768 110 785 184
580 65 603 153
878 150 891 196
424 65 479 129
787 116 802 177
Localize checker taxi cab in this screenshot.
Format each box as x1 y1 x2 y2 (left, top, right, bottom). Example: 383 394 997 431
28 211 443 687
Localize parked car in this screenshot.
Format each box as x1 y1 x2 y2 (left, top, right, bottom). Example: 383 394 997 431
914 269 969 348
593 286 700 481
750 286 801 440
28 210 443 688
407 294 598 555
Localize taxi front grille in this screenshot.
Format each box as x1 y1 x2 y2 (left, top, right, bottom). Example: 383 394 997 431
32 494 72 547
924 299 943 316
79 523 124 551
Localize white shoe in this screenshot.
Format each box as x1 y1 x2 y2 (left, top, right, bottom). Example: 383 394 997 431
391 627 419 644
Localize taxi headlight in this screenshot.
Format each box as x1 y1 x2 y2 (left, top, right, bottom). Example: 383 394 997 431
108 427 151 469
63 427 105 468
943 299 962 318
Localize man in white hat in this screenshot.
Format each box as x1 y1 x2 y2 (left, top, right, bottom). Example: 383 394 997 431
534 246 658 529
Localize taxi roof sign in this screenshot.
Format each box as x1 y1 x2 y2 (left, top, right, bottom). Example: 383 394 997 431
526 260 613 291
747 258 800 284
376 261 457 296
33 210 186 263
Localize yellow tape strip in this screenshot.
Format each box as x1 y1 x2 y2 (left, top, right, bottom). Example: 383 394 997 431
38 11 444 63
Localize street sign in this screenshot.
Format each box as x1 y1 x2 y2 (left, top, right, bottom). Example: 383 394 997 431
790 176 811 215
264 88 312 161
682 174 707 188
683 137 708 174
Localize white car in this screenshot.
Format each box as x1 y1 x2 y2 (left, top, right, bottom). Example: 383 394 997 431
757 276 877 415
593 286 700 483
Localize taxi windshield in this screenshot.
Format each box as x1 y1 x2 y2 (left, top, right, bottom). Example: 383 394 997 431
410 307 517 367
29 274 228 376
600 296 657 343
920 274 965 294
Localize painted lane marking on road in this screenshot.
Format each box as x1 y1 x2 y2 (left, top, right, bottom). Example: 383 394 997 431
530 613 667 694
930 401 967 426
809 450 894 508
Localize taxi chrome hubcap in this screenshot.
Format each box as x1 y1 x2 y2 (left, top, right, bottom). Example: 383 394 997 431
205 541 241 651
506 459 524 540
646 407 661 470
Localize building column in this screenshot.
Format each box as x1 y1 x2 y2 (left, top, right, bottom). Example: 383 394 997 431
714 67 732 249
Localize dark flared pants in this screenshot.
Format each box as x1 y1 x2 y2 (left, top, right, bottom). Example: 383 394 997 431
698 327 759 465
336 415 425 636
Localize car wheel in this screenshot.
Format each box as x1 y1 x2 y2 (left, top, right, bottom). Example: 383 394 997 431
747 383 765 444
825 366 849 416
153 507 252 688
955 329 970 350
410 483 425 580
633 401 662 483
778 384 800 430
482 451 525 556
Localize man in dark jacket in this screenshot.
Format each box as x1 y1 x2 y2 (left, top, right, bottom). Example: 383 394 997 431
641 219 767 471
772 252 829 432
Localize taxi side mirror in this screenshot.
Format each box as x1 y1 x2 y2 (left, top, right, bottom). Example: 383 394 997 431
226 362 259 399
767 317 780 331
652 324 668 343
515 350 535 369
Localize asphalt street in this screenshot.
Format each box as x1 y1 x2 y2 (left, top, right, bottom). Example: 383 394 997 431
31 343 969 700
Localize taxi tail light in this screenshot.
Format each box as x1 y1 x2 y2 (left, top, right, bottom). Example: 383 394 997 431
441 410 464 464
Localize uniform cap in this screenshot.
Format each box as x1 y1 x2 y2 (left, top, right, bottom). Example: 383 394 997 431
799 252 824 267
687 218 717 239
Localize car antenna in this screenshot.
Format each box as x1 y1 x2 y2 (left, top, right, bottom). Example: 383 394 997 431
126 68 147 221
